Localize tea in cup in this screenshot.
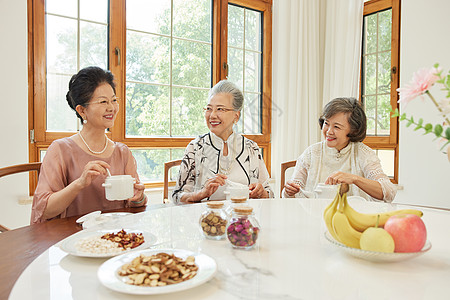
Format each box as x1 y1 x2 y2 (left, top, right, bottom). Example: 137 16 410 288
102 175 135 200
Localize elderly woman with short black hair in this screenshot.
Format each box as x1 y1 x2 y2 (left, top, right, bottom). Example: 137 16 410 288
172 80 273 204
283 97 396 202
31 66 146 224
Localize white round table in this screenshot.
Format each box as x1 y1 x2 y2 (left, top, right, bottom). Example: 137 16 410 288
9 198 450 299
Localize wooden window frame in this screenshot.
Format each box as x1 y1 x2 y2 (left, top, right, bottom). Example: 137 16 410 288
361 0 400 183
27 0 273 190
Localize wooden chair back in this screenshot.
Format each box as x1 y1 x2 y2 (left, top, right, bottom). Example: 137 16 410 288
163 159 182 203
280 160 296 197
0 162 42 232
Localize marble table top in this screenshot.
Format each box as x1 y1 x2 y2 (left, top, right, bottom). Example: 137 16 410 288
9 198 450 299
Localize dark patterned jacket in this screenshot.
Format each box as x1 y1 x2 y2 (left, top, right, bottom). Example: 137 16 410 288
172 132 273 204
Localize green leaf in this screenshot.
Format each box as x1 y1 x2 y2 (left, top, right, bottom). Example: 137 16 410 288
391 108 399 118
434 124 443 137
400 113 407 121
424 123 433 134
414 118 423 131
446 74 450 87
446 127 450 140
406 116 414 127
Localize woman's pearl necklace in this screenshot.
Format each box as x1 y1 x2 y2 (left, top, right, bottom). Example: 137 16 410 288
79 131 109 155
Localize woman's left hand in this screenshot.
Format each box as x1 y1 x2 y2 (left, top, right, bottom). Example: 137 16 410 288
128 182 146 206
249 183 268 198
325 171 358 185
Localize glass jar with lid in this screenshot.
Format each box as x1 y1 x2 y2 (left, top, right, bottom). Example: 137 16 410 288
199 201 228 240
225 197 248 216
227 206 260 249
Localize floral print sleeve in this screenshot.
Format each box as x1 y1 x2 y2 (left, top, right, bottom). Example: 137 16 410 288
172 142 197 204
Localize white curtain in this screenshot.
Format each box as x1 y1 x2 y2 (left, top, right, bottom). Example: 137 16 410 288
271 0 363 196
322 0 364 103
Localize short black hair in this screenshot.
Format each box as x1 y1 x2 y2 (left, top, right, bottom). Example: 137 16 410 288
66 66 116 123
318 97 367 142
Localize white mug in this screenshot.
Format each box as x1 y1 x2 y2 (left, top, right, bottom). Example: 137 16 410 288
224 186 249 201
102 175 135 201
300 183 338 199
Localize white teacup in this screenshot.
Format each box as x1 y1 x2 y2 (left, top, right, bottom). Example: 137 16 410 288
314 183 338 198
224 186 249 201
300 183 338 199
102 175 135 200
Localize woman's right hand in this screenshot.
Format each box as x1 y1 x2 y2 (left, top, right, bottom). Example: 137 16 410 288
77 160 111 189
199 174 227 199
284 180 300 196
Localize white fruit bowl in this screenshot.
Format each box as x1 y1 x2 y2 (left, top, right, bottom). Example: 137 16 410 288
324 231 432 263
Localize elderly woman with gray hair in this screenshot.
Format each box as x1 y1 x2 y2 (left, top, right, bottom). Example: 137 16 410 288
172 80 273 204
283 97 396 202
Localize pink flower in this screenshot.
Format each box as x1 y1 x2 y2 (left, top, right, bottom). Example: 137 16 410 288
397 67 442 105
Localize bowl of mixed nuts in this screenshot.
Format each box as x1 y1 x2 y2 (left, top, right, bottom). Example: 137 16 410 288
97 249 217 295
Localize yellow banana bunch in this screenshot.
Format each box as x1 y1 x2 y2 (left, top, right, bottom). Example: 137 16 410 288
323 183 424 249
342 196 423 232
331 192 362 249
323 193 340 241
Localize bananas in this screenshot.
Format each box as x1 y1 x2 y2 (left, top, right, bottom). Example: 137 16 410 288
342 196 423 232
323 193 340 241
331 193 362 249
323 183 424 249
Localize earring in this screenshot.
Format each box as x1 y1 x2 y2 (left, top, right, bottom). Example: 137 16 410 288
83 119 87 124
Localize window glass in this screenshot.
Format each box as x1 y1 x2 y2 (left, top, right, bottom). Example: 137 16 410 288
126 32 170 84
80 0 108 23
32 0 272 185
46 0 77 18
131 148 185 182
126 84 170 137
173 0 211 42
80 21 108 69
45 2 108 132
171 87 209 136
228 4 263 134
126 0 170 35
125 0 212 137
362 9 392 137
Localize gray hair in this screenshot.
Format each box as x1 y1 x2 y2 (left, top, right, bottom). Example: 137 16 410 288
208 80 244 111
319 97 367 142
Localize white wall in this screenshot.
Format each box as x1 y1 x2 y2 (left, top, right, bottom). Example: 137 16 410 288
394 0 450 208
0 0 31 229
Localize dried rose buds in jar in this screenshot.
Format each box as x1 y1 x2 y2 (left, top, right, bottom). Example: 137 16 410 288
199 201 228 240
227 206 260 249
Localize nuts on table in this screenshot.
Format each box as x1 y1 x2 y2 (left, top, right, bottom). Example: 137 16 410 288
199 201 228 239
118 252 198 286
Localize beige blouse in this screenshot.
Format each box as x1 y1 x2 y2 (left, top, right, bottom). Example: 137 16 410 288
283 141 397 202
31 137 140 224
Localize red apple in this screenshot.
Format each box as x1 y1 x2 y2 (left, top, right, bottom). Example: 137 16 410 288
384 214 427 253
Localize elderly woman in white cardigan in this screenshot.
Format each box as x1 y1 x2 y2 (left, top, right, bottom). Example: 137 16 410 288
283 97 396 202
172 80 273 204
